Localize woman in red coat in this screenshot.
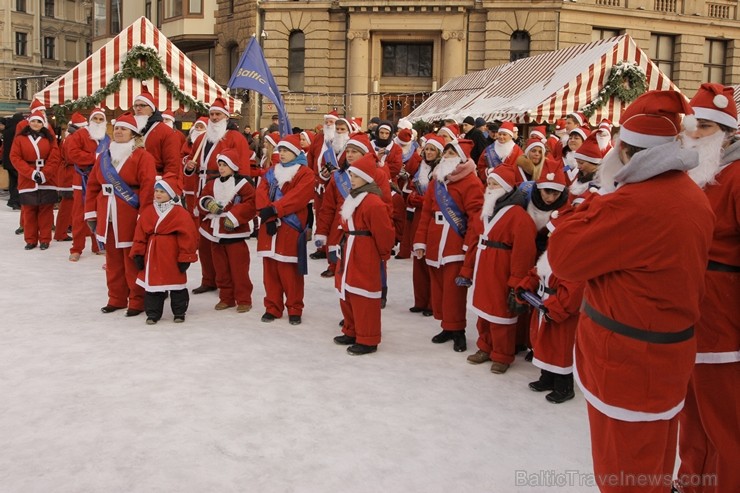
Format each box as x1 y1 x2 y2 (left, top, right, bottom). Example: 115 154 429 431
10 111 61 250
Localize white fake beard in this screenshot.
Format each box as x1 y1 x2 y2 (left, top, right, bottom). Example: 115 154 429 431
332 132 350 155
323 124 336 143
88 121 107 141
595 144 623 194
481 187 506 219
684 130 726 189
418 161 432 188
596 131 612 151
188 128 205 144
563 151 577 170
134 115 149 132
109 141 136 166
433 157 460 182
274 162 301 187
206 118 228 144
494 140 515 159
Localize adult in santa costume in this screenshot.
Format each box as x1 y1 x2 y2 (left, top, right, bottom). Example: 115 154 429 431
562 125 591 185
413 139 484 352
676 83 740 493
10 110 61 250
84 112 156 316
595 119 613 154
514 137 547 185
54 113 88 243
476 121 524 182
457 165 537 374
180 117 208 216
332 152 396 355
132 89 182 181
548 91 714 493
256 134 315 325
197 148 257 313
161 109 186 152
184 97 253 294
371 121 403 183
570 131 605 198
130 173 198 324
395 128 422 259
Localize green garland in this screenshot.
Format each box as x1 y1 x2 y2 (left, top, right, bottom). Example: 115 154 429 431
50 45 209 123
582 61 647 117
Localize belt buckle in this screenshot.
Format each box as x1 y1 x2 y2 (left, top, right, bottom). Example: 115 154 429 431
102 184 114 196
478 234 487 249
435 211 445 225
35 159 45 168
537 283 546 298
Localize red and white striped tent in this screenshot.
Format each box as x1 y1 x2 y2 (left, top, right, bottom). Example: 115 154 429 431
34 16 240 113
732 85 740 110
407 34 676 125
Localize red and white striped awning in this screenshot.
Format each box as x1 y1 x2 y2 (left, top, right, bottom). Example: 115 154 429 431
407 34 676 125
732 85 740 110
35 16 240 114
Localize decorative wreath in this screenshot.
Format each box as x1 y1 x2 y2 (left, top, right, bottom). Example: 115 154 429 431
581 61 647 117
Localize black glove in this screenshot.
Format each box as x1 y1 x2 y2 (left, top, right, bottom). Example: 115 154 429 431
265 220 278 236
178 262 190 273
86 220 97 234
133 255 145 271
33 172 44 184
507 288 528 315
455 276 473 288
406 209 414 222
328 250 338 264
259 206 277 222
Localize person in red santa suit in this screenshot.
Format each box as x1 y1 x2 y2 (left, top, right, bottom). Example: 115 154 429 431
372 121 403 183
569 131 606 200
550 111 588 162
436 123 460 144
10 110 61 250
562 125 591 185
132 89 182 181
476 121 524 182
130 173 199 324
546 119 567 160
180 117 208 218
256 134 315 325
309 111 342 260
413 139 484 352
675 83 740 493
161 109 186 152
548 91 714 493
514 137 547 185
395 127 421 259
519 162 571 255
85 112 157 316
332 152 396 355
595 119 613 154
260 131 281 170
197 148 257 313
456 165 537 374
54 113 88 243
184 97 253 295
65 107 109 261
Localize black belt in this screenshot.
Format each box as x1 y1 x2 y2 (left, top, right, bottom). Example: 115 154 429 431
345 230 372 237
708 260 740 273
583 301 694 344
480 239 512 250
543 287 557 295
199 170 220 176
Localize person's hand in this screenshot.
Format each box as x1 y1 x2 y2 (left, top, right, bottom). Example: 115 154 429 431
185 160 196 172
203 199 222 215
455 276 472 288
33 171 45 184
266 220 278 236
223 217 235 231
259 206 277 222
132 255 145 271
507 288 528 314
178 262 190 273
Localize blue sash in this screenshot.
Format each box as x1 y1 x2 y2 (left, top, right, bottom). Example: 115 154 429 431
74 136 110 198
402 141 419 163
334 169 352 200
434 181 467 238
413 168 428 196
265 166 308 275
321 147 339 171
99 149 140 210
484 144 503 169
518 180 536 207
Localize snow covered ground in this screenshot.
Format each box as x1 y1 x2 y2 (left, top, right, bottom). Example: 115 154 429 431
0 202 596 493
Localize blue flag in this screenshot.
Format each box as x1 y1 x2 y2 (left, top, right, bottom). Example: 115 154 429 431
228 37 292 137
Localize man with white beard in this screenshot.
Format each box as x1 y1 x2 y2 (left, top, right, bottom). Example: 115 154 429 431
184 97 253 294
64 107 109 261
131 89 182 179
476 121 523 182
456 164 537 374
180 117 208 216
675 83 740 493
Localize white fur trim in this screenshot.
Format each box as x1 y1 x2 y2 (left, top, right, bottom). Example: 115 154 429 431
572 151 602 164
216 153 239 171
345 139 369 154
134 94 156 111
537 181 565 192
498 127 514 137
618 126 676 148
524 141 545 155
340 192 367 221
347 165 374 184
713 94 728 109
155 179 176 198
278 140 302 157
692 107 737 129
489 172 513 192
438 127 456 140
695 350 740 364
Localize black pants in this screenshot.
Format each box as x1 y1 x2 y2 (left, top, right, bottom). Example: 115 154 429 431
145 288 189 320
6 165 19 207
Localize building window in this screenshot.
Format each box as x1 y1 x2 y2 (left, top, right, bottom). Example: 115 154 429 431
704 39 727 84
45 0 55 17
189 0 202 14
166 0 183 18
93 0 122 38
591 28 620 42
510 31 530 61
156 0 163 27
86 42 92 57
188 48 213 77
145 0 152 20
382 43 433 77
15 32 28 56
288 31 305 92
227 0 234 15
649 34 674 79
16 79 28 100
44 37 56 60
16 0 26 12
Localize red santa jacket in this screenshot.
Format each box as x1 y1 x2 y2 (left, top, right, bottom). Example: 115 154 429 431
461 201 537 324
315 167 351 250
413 160 484 267
130 202 199 291
549 166 714 420
335 191 396 300
84 147 157 248
57 133 75 192
197 175 257 242
476 143 523 182
185 129 253 197
142 121 183 179
400 150 422 195
64 127 102 189
256 162 315 262
10 131 61 193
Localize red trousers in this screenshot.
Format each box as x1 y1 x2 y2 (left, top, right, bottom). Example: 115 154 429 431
587 403 678 493
262 258 304 317
475 318 517 364
211 240 253 306
677 363 739 493
70 189 100 255
412 255 431 310
22 203 54 245
198 234 216 288
429 261 467 331
104 232 144 310
340 292 382 346
54 196 73 240
397 213 413 258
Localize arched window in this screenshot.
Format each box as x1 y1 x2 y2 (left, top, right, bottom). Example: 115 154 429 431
288 30 305 92
510 30 530 61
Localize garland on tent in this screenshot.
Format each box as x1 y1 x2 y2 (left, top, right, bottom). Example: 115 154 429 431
50 45 210 122
581 61 647 117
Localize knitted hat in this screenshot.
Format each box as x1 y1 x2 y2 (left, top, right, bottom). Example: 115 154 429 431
445 139 474 160
619 90 693 148
134 89 156 111
154 172 182 198
90 107 106 121
475 117 487 128
209 97 230 116
488 165 516 192
438 124 460 141
529 125 547 141
324 110 339 121
347 152 377 184
216 148 241 172
277 134 303 156
572 132 603 164
498 121 516 137
70 112 88 127
524 137 546 155
346 132 373 155
423 134 446 154
264 131 280 148
113 112 139 133
463 116 476 126
689 83 738 129
536 162 567 192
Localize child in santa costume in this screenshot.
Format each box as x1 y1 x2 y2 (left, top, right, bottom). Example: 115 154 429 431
130 174 199 324
476 121 523 182
332 152 396 355
456 165 537 374
413 139 484 353
198 148 257 313
256 134 315 325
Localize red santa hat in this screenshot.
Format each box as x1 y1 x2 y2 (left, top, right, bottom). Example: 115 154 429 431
264 131 280 148
277 134 303 156
336 117 352 130
570 125 591 142
396 128 413 144
488 165 516 192
536 162 567 192
529 125 547 141
90 107 106 120
300 130 315 148
346 132 373 155
524 137 546 155
498 121 517 137
423 134 446 154
194 116 209 128
554 119 566 132
438 124 460 141
161 109 176 122
134 89 157 111
445 139 474 161
209 97 230 116
619 90 693 148
70 112 88 127
545 208 576 233
113 112 139 133
350 117 363 132
689 83 738 129
216 148 242 172
572 132 603 164
28 111 46 124
397 118 413 130
347 152 377 184
567 111 588 126
598 119 612 134
154 172 183 199
324 110 339 121
30 99 46 112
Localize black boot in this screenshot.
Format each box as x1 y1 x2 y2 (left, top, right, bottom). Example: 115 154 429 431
452 331 467 352
546 373 575 404
431 329 454 344
528 369 555 392
333 334 356 345
347 343 377 355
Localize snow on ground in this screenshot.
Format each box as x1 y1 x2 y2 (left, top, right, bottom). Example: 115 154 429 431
0 203 596 493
